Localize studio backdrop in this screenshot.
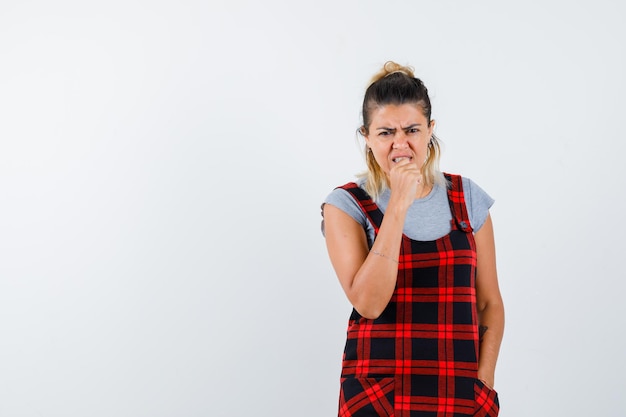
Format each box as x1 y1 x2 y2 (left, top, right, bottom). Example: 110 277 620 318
1 1 625 416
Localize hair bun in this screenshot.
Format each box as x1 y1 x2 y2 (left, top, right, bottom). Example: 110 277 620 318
369 61 415 84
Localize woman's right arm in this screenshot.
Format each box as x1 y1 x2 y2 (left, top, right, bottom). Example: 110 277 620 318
323 201 408 319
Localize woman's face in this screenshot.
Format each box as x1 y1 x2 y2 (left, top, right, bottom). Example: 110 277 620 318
364 103 434 179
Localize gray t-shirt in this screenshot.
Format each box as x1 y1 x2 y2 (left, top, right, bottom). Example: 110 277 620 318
322 175 494 246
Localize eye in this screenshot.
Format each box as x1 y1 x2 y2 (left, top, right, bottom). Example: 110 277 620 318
378 131 392 137
407 128 420 134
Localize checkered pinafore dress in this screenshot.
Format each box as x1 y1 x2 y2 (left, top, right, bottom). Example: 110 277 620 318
337 174 499 417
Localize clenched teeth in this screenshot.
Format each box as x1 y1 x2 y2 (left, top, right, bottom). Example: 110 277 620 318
392 157 412 163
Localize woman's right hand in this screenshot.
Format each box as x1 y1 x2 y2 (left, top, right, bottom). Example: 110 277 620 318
388 157 423 208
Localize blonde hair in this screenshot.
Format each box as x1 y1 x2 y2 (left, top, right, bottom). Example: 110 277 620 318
357 61 446 201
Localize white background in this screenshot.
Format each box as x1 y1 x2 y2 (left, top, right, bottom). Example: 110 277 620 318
1 1 625 416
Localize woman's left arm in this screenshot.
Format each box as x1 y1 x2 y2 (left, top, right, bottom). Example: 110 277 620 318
474 212 505 389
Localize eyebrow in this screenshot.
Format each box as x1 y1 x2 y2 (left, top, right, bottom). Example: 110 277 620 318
376 123 423 131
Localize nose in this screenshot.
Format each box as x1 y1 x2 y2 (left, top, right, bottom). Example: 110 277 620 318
392 131 409 149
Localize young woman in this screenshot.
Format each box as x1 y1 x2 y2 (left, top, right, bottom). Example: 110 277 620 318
322 61 504 416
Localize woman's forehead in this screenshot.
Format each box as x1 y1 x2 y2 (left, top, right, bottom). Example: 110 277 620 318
370 104 428 125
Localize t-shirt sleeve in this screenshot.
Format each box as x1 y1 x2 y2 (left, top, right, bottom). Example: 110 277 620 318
320 187 369 238
462 177 495 233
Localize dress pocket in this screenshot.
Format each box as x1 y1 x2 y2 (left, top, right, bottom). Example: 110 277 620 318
473 379 500 417
339 377 395 417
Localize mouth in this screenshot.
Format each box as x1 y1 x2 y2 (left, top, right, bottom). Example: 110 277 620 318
392 156 413 163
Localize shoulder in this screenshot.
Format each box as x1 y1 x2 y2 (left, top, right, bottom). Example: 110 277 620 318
442 172 491 197
443 172 494 232
325 179 364 204
460 175 495 232
460 176 493 205
325 186 356 207
325 178 372 204
321 180 370 236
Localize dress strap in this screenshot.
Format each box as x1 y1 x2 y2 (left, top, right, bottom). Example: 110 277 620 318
444 173 473 233
337 182 384 233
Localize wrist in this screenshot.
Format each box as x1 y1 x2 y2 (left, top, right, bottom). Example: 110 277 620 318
477 366 495 389
386 196 411 216
477 373 495 390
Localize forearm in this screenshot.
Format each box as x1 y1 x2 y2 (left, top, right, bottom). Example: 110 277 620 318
477 302 505 388
350 202 407 319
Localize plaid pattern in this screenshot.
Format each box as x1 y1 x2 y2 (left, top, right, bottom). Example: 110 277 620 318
474 380 499 417
336 174 499 416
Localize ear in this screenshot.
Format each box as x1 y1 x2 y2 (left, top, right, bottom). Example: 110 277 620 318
360 126 371 144
428 119 436 136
